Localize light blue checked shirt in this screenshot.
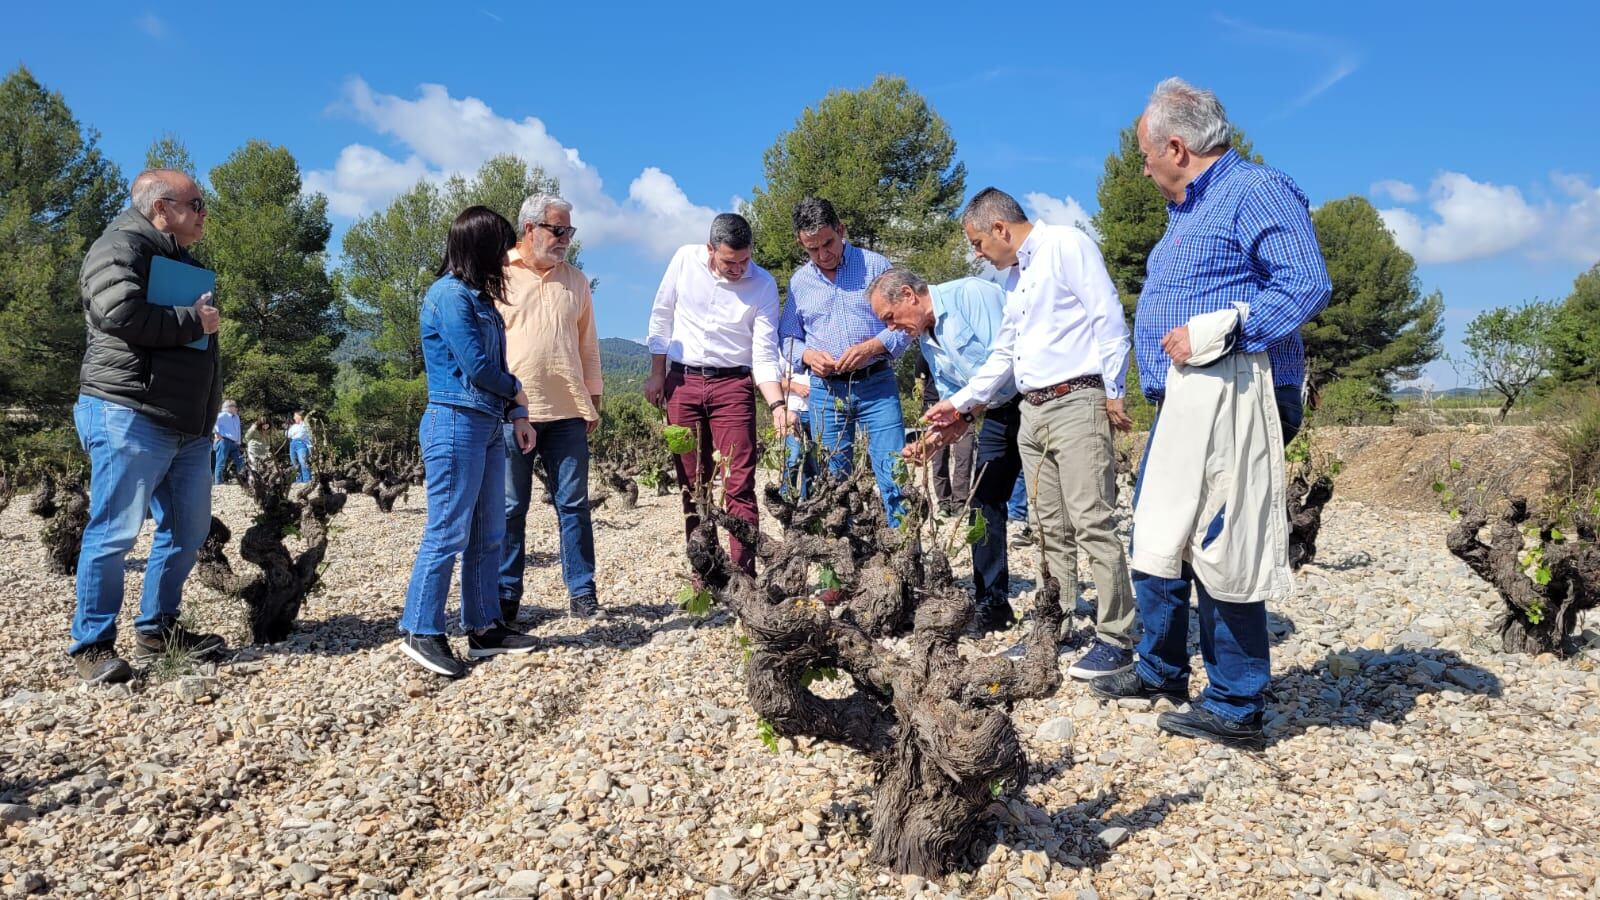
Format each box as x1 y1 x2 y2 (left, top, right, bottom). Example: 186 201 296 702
919 277 1017 406
779 242 906 370
1134 149 1331 402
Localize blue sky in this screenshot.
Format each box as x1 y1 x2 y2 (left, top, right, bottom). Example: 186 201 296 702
8 1 1599 388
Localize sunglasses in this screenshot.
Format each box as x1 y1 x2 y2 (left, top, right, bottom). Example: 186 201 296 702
535 223 577 240
161 196 206 213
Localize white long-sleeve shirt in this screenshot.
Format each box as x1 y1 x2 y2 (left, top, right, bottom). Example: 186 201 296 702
950 223 1131 410
646 244 782 386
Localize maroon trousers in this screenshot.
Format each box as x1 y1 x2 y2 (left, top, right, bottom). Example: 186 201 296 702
665 370 759 575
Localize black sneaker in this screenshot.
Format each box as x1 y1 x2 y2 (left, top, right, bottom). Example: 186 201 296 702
70 642 132 685
467 624 539 658
1089 669 1187 706
568 593 600 619
974 601 1017 633
400 633 466 678
1157 706 1265 750
133 624 226 661
1009 526 1034 549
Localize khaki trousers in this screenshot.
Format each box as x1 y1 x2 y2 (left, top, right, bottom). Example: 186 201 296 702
1017 387 1135 648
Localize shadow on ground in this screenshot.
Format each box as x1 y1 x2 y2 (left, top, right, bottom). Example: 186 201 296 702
1264 647 1500 746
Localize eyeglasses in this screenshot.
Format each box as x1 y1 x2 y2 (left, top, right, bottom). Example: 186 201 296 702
161 196 206 213
535 223 577 240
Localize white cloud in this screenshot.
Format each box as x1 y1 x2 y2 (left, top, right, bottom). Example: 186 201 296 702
137 12 166 38
304 79 726 258
1022 192 1099 241
1214 15 1359 114
1369 179 1419 204
1376 171 1600 265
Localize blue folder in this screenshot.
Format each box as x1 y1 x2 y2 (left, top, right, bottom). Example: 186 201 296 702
148 256 216 351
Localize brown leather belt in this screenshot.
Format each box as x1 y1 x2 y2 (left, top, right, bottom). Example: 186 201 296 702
1023 374 1105 406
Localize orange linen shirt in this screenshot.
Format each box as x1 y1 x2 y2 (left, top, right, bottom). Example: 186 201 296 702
502 248 603 423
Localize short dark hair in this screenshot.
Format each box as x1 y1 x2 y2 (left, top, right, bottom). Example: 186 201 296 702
960 187 1028 231
792 196 842 235
436 205 518 304
708 213 753 251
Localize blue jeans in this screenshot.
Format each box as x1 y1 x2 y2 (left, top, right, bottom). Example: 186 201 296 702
402 404 505 635
808 367 907 524
500 417 596 606
288 439 312 483
71 395 214 653
781 421 819 501
1131 383 1305 723
1007 474 1028 522
212 436 245 484
968 400 1023 609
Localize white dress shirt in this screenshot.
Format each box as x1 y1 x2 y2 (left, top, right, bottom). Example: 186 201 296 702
647 244 782 386
950 223 1131 410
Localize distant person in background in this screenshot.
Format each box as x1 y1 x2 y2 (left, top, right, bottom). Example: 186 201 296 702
645 213 790 577
212 399 246 485
243 417 275 477
777 197 907 523
1090 78 1330 750
69 168 226 685
499 192 604 623
779 354 816 501
286 411 313 483
914 353 974 516
401 205 540 679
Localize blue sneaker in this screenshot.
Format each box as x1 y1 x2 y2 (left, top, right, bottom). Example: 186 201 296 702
1067 640 1132 680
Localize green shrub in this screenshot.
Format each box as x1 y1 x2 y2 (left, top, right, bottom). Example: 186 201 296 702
1312 378 1396 426
1545 387 1600 498
0 418 84 486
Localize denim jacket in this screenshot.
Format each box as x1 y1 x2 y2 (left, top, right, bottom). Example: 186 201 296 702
419 274 525 420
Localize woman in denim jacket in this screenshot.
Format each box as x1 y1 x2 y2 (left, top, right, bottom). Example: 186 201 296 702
401 206 540 677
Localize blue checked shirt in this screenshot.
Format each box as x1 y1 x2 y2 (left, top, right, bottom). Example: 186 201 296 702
920 277 1017 405
1134 149 1331 402
779 242 906 370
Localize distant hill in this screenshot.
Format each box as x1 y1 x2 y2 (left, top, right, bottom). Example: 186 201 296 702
601 338 651 395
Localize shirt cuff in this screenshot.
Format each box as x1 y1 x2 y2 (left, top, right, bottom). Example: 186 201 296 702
508 405 528 422
949 386 978 413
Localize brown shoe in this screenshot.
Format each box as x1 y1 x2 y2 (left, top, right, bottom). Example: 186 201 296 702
133 624 226 661
71 642 133 685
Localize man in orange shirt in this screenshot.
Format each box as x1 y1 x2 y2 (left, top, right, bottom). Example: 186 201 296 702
499 193 604 621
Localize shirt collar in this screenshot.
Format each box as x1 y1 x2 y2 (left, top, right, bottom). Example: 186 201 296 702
1169 148 1240 211
1015 225 1045 271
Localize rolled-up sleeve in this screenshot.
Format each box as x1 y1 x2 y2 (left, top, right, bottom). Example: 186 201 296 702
1236 177 1332 352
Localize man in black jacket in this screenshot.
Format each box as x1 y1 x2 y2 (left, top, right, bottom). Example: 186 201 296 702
68 169 227 684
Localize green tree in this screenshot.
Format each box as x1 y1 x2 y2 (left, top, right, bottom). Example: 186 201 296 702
1092 120 1260 314
1460 301 1558 422
1304 196 1442 394
746 75 970 289
0 66 124 415
201 139 341 416
1549 263 1600 386
144 132 197 177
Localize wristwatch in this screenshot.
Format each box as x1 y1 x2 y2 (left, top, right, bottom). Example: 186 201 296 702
959 411 975 424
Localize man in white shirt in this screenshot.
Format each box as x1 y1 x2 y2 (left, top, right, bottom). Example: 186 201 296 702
926 187 1136 680
211 399 245 485
645 213 790 576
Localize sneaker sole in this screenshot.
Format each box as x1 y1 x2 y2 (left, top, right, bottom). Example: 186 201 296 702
466 643 538 659
400 641 465 677
82 665 133 686
1157 716 1265 750
1089 683 1187 706
1067 660 1134 681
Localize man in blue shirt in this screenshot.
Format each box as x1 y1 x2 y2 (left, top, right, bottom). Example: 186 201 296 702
211 399 246 484
1090 78 1331 750
870 268 1020 631
778 197 907 522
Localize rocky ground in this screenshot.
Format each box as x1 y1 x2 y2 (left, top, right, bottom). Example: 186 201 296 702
1 475 1598 899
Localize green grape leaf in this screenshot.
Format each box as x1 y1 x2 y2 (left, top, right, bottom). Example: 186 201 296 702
756 717 779 753
675 585 713 616
818 564 842 591
663 425 696 455
1533 566 1552 587
964 511 988 546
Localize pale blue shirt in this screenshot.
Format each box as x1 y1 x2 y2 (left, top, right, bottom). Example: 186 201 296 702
213 411 241 443
919 278 1017 406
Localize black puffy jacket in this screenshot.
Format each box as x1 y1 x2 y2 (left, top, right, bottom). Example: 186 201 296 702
78 209 221 437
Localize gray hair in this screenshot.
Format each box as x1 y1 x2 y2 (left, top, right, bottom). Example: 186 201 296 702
867 267 929 306
1143 77 1232 154
516 192 574 231
960 187 1028 232
130 169 191 217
